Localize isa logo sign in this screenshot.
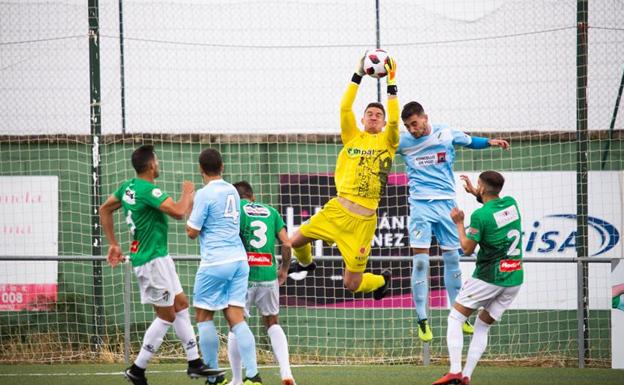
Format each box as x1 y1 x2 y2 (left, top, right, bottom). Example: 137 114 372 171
523 214 619 257
455 171 622 259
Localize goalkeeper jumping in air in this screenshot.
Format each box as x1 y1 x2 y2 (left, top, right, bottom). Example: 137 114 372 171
433 171 523 385
396 101 510 342
288 54 399 299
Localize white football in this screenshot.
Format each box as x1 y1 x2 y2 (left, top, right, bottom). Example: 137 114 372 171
363 49 389 78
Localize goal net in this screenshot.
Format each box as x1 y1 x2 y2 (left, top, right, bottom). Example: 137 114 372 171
1 0 622 367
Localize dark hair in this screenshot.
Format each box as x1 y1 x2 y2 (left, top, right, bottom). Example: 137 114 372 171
479 170 505 195
198 148 223 176
401 101 425 121
365 102 386 117
233 180 254 199
131 144 156 174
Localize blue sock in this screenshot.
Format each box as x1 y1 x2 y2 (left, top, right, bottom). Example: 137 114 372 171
411 253 430 321
197 320 219 382
442 249 462 305
231 321 258 379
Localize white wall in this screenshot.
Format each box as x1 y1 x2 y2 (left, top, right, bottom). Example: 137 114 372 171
1 0 623 135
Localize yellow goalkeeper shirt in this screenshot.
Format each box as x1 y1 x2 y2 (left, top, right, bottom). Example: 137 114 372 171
335 82 399 210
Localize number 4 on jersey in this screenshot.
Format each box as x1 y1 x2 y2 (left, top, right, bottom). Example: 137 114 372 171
224 194 239 221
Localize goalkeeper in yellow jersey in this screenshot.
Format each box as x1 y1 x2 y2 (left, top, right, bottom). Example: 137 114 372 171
288 54 399 298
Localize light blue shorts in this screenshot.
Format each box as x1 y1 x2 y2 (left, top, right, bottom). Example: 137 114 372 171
193 260 249 311
409 199 460 250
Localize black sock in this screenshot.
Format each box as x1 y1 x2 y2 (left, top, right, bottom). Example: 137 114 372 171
188 358 204 368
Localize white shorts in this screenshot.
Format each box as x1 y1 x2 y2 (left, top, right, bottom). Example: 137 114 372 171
455 277 521 321
134 256 183 307
245 280 280 317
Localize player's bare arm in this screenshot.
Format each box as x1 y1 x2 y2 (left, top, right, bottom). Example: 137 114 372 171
99 195 124 267
488 138 510 150
450 207 477 255
159 180 195 220
186 224 200 240
277 228 292 286
460 175 478 196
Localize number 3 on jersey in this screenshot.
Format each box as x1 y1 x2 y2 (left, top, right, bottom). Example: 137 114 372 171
224 194 240 222
249 220 268 249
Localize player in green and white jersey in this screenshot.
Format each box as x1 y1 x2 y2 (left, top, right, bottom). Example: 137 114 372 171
225 181 295 385
434 171 523 385
99 145 223 385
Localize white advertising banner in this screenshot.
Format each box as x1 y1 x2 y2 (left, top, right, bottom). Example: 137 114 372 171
0 176 58 311
612 259 624 369
454 171 621 310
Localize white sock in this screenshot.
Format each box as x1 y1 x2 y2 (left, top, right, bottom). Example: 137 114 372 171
228 332 243 384
463 317 492 379
135 317 172 369
173 308 200 361
268 324 292 379
447 308 467 374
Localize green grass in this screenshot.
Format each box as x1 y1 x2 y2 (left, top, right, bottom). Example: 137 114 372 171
0 363 622 385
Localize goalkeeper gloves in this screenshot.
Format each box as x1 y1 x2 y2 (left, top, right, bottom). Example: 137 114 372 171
352 53 366 84
385 56 397 95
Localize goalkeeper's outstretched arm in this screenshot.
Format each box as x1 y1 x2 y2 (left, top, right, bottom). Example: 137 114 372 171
384 57 399 148
340 55 366 145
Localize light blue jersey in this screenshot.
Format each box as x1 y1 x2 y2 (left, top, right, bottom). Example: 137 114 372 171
187 179 247 267
397 124 472 200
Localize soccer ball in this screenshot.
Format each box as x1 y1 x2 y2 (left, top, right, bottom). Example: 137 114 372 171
363 49 390 78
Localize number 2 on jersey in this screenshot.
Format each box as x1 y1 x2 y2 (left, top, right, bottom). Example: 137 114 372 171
506 229 521 256
223 194 239 221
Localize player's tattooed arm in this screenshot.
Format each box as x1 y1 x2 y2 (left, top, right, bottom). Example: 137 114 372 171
277 228 292 286
450 207 477 255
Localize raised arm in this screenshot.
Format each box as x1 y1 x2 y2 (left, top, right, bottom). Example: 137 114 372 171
385 57 399 148
159 180 195 220
340 56 366 145
457 133 510 150
450 207 478 256
99 195 123 267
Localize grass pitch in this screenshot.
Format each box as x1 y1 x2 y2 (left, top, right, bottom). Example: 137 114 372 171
0 363 622 385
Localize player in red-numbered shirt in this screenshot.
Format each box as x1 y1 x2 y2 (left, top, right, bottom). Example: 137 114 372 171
100 145 223 385
433 171 523 385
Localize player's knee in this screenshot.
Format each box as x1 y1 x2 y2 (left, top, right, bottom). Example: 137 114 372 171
343 278 360 292
479 310 496 325
174 294 189 311
442 250 460 269
263 315 279 329
412 253 429 272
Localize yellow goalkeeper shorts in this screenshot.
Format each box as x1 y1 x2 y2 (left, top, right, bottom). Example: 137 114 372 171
298 197 377 273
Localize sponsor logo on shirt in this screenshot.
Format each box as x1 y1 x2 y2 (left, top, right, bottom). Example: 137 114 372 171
123 188 136 205
244 204 270 217
468 227 479 235
499 259 522 272
247 252 272 266
493 205 519 228
411 152 447 167
346 147 375 158
152 188 163 198
130 240 139 253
